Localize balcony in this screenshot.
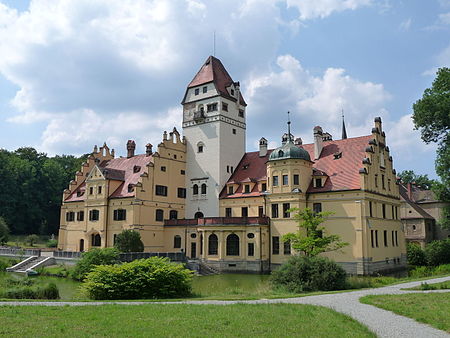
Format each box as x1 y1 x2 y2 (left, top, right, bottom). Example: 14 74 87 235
193 110 205 122
164 216 270 227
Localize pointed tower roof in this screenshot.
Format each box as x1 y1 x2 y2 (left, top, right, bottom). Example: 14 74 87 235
342 112 348 140
182 56 246 105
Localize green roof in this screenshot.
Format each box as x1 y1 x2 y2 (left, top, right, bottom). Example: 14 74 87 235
268 141 311 161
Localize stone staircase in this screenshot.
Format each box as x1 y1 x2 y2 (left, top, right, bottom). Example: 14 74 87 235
186 259 220 276
6 256 55 274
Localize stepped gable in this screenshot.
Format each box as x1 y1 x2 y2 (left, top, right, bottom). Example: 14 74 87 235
186 55 246 106
65 154 153 202
221 135 373 198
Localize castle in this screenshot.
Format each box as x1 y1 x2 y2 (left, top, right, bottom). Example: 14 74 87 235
58 56 406 274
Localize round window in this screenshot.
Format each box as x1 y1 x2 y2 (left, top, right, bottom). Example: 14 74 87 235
247 233 255 239
190 233 197 239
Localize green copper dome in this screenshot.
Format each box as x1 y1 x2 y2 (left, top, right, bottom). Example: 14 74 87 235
269 141 311 161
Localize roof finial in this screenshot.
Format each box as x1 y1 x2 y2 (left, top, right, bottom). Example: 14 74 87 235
341 109 348 140
287 111 292 142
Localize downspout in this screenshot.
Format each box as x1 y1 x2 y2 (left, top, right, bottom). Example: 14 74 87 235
105 181 110 248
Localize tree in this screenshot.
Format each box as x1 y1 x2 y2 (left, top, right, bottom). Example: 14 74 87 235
282 208 348 257
412 67 450 229
71 248 120 281
398 170 436 190
114 230 144 253
26 234 39 247
0 217 10 245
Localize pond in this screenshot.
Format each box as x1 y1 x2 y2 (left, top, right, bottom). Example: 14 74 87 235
0 272 272 300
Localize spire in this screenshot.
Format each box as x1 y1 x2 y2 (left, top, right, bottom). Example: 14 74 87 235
287 111 292 142
341 109 348 140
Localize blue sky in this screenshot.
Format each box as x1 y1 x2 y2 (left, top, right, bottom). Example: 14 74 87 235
0 0 449 179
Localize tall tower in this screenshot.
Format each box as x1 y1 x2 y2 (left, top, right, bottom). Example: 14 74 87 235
182 56 247 218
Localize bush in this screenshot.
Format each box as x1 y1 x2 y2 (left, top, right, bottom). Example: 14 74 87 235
408 263 450 278
270 255 347 292
71 248 119 281
83 257 193 300
46 239 58 248
0 258 18 272
0 217 10 245
0 282 59 300
114 230 144 253
407 243 426 266
424 239 450 266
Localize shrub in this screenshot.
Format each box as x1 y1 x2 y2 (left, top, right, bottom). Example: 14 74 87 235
407 243 426 266
83 257 193 300
0 283 59 300
0 217 10 245
0 258 18 273
71 248 119 281
25 234 40 247
114 230 144 253
424 239 450 266
270 255 347 293
46 239 58 248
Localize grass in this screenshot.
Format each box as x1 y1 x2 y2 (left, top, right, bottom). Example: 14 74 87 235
360 293 450 333
404 280 450 291
0 303 376 337
5 235 54 249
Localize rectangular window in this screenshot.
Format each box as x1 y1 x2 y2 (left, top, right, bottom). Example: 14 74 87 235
282 175 288 185
382 204 386 219
194 88 199 95
382 174 385 189
207 103 218 112
89 210 99 221
258 206 264 217
313 203 322 214
180 170 185 175
383 230 388 247
375 174 378 188
369 201 373 217
391 231 395 247
66 211 75 222
177 188 186 198
293 174 299 185
98 186 102 194
202 86 207 93
261 183 267 191
244 185 250 193
239 109 244 117
395 231 398 246
283 240 291 255
155 185 168 196
388 179 391 191
225 208 232 217
113 209 126 221
272 176 279 187
222 102 228 111
161 166 166 172
232 128 236 134
375 230 379 247
371 230 374 248
395 206 398 220
89 187 93 195
272 236 280 255
283 203 290 218
228 186 233 195
271 204 279 218
248 243 255 256
315 178 322 188
241 207 248 217
77 211 84 222
391 205 394 219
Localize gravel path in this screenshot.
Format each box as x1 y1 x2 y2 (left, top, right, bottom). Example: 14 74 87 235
1 276 449 337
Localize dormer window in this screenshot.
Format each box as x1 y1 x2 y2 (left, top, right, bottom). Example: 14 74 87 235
231 89 235 96
315 178 322 188
228 186 233 195
77 191 84 197
239 109 244 118
244 185 250 193
128 184 134 193
278 150 284 157
133 165 141 173
195 88 199 95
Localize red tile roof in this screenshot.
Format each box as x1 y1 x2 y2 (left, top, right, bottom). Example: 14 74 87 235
185 56 246 106
221 135 373 198
65 154 153 202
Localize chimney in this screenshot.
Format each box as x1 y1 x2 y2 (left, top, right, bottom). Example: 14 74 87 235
146 143 153 156
313 126 323 160
407 182 412 200
259 137 268 157
127 140 136 158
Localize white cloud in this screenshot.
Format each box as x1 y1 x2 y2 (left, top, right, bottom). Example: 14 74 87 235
439 12 450 24
286 0 372 20
399 18 412 31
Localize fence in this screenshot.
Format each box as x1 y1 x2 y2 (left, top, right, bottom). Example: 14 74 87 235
0 247 41 257
119 252 186 263
53 251 82 259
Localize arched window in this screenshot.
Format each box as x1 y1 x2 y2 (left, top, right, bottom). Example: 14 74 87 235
169 210 178 220
91 234 101 247
278 150 284 157
194 211 204 219
226 234 240 256
197 142 204 153
208 234 218 255
174 235 181 248
201 183 207 194
155 209 164 221
79 239 84 252
193 184 199 195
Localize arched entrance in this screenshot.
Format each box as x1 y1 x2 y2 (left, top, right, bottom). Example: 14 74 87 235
91 233 101 247
194 211 204 219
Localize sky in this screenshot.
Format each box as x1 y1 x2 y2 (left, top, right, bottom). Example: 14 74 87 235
0 0 449 179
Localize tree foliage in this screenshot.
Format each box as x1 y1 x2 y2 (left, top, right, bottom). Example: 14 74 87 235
71 248 120 281
406 243 426 266
398 170 436 190
0 148 86 235
412 67 450 229
114 230 144 253
0 217 10 245
282 208 348 257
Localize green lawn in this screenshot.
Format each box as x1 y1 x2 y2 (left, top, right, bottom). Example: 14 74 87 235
0 303 375 337
6 235 53 249
360 293 450 333
403 281 450 291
